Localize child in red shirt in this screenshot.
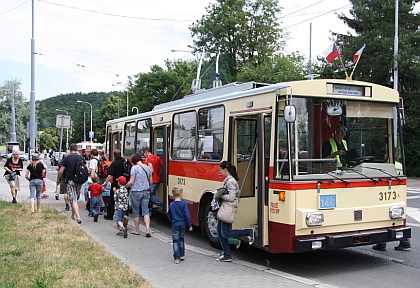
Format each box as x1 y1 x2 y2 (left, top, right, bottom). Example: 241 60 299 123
88 175 104 222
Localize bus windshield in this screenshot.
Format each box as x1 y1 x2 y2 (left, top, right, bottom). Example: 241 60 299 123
277 98 402 180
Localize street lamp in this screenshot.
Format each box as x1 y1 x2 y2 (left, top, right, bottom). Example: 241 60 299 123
55 108 69 152
77 100 93 143
112 82 132 117
132 106 139 114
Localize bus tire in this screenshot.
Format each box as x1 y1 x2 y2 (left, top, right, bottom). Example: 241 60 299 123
203 197 221 249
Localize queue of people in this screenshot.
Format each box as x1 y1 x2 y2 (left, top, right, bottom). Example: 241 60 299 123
4 140 410 263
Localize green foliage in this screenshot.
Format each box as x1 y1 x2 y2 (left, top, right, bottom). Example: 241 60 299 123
189 0 285 81
0 80 30 146
130 59 197 113
38 127 61 151
36 91 122 146
237 53 307 83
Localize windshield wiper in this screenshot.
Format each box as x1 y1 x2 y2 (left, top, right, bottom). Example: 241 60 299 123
362 166 404 183
348 168 381 184
326 171 350 185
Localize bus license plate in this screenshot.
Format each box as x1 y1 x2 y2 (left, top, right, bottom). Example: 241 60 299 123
319 194 336 209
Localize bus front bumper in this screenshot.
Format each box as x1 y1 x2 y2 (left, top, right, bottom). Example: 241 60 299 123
295 227 411 253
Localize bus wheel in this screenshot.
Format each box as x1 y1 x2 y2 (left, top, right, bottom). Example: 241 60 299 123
203 198 221 249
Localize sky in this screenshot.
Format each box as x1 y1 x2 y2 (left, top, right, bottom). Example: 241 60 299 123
0 0 416 101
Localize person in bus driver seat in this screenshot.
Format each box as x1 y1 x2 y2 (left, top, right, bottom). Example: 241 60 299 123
322 124 348 169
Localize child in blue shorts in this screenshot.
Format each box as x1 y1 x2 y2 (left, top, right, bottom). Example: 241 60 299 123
114 176 129 238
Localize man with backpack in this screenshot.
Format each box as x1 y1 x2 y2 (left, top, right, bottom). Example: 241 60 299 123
102 149 131 220
90 149 109 212
56 143 88 224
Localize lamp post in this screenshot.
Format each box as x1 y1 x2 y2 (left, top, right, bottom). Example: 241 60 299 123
112 82 131 117
132 106 139 114
77 100 93 143
55 108 69 152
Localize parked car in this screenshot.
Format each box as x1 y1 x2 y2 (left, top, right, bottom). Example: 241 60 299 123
51 152 66 166
19 152 28 161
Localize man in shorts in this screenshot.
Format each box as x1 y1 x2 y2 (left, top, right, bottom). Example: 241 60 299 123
56 144 86 224
56 156 70 211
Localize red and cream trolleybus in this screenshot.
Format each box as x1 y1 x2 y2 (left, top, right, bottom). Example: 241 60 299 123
105 79 411 253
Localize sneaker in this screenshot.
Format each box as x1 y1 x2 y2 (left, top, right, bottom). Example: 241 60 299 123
55 193 59 200
372 244 387 251
247 229 254 245
216 255 232 262
123 215 129 228
88 212 93 217
12 197 17 203
116 229 124 236
235 239 241 250
94 214 98 222
180 256 185 261
174 259 180 264
394 243 411 251
65 204 70 211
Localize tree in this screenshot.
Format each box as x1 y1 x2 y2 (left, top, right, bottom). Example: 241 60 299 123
332 0 420 176
237 53 307 83
189 0 285 81
130 59 197 114
0 80 30 147
38 127 61 151
95 94 121 143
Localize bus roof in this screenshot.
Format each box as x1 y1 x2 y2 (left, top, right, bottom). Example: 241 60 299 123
106 79 399 125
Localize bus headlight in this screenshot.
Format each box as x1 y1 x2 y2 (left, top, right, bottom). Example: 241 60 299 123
306 212 324 227
389 206 404 219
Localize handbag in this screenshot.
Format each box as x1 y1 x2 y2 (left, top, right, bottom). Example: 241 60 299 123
148 192 153 208
217 199 237 224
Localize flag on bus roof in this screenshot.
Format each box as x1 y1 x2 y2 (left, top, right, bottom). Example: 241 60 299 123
353 44 366 63
323 42 340 63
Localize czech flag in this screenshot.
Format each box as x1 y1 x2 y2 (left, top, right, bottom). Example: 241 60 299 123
353 44 366 63
323 42 340 63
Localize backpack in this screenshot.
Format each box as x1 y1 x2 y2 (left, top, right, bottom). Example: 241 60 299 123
74 157 89 184
96 158 109 178
122 159 132 177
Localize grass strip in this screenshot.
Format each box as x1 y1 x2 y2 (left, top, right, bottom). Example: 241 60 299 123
0 201 150 288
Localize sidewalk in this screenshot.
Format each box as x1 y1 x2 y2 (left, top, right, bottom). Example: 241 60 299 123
0 169 347 288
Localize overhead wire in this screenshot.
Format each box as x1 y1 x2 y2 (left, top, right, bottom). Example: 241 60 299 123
33 52 124 78
38 0 195 22
285 4 352 29
0 0 29 16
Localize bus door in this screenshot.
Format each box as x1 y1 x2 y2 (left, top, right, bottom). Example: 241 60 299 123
107 128 121 162
152 125 169 212
230 114 270 248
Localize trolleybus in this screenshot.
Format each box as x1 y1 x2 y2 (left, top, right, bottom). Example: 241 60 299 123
105 79 411 253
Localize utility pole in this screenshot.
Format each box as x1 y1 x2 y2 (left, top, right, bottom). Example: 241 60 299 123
29 0 36 156
11 85 16 141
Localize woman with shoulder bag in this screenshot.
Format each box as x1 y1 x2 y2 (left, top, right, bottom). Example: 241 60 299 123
3 150 23 203
215 161 254 262
125 153 152 237
25 154 45 213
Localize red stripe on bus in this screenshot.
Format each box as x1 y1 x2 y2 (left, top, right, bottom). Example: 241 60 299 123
168 161 224 182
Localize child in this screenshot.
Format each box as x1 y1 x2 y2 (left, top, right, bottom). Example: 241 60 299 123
167 186 193 264
114 176 129 238
88 175 104 222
